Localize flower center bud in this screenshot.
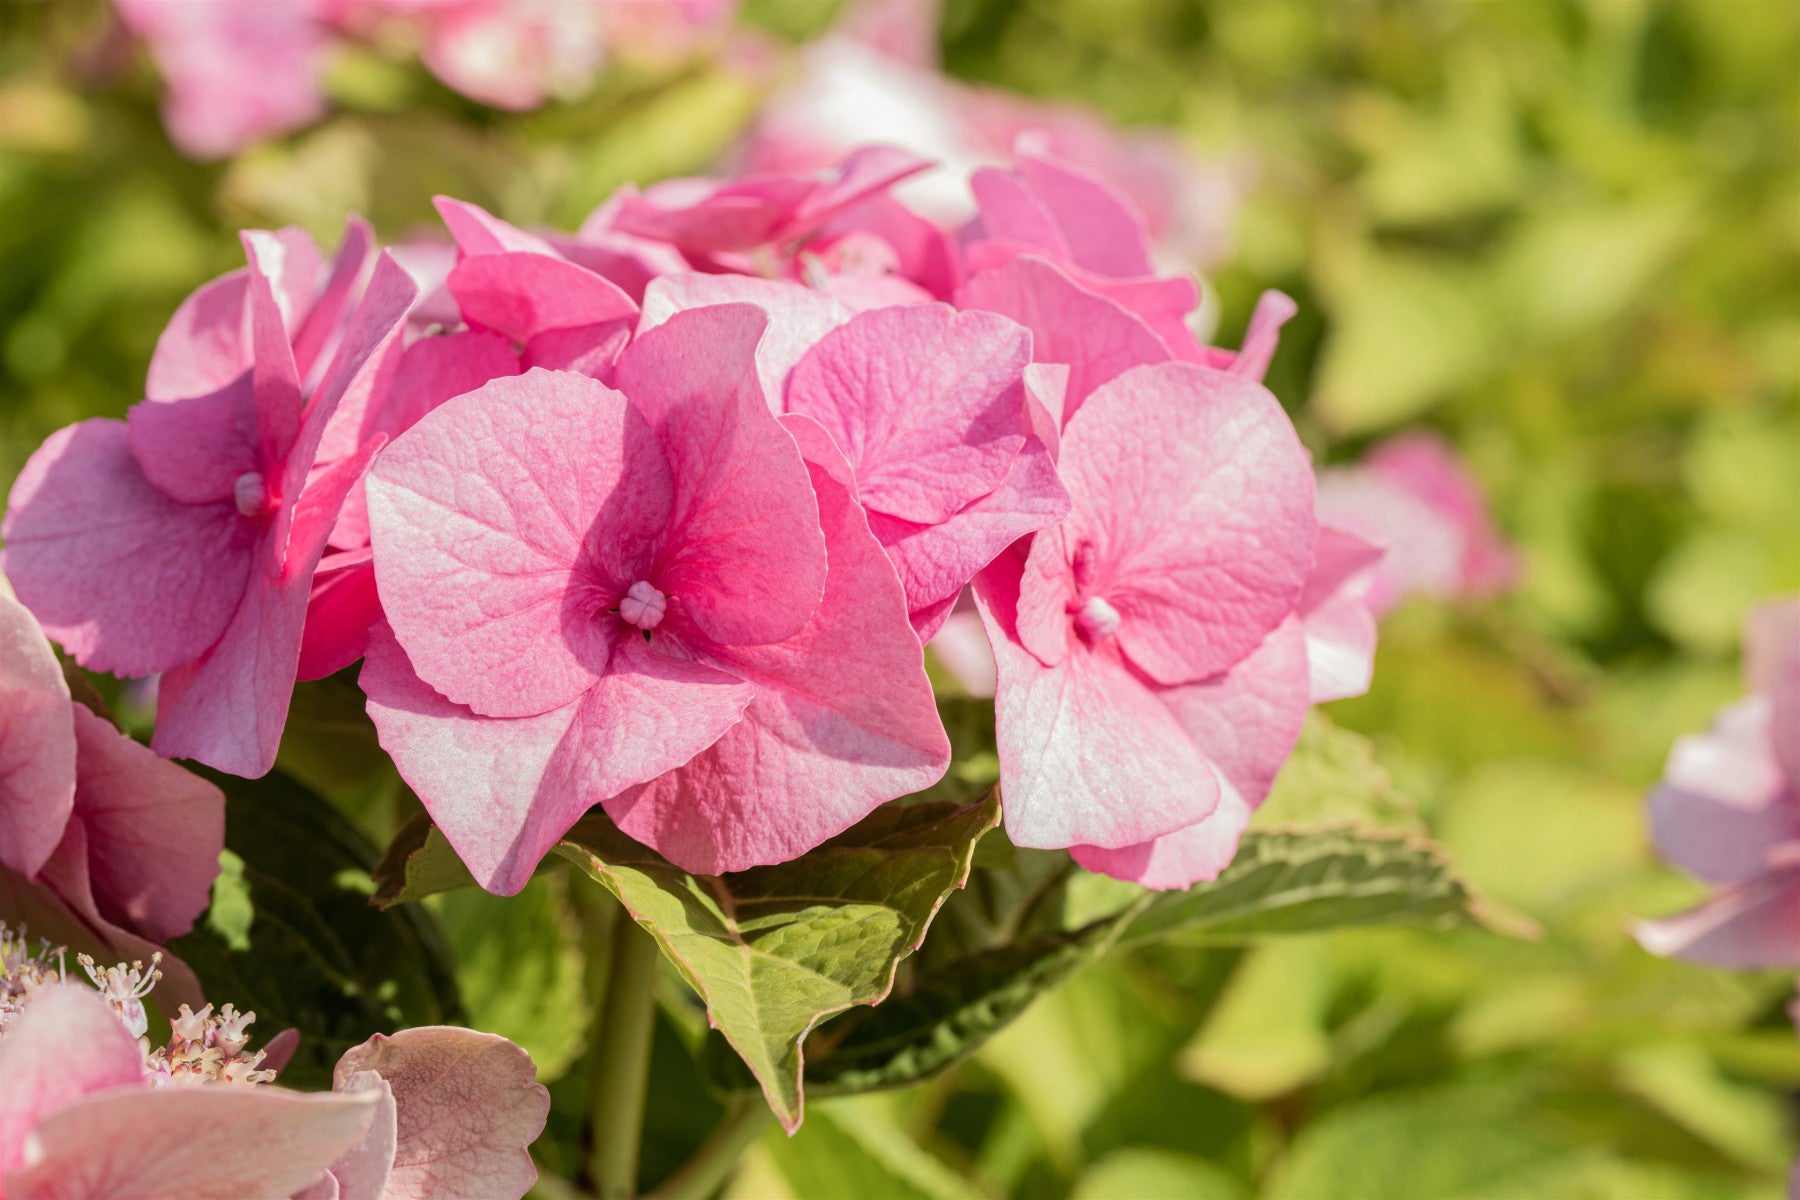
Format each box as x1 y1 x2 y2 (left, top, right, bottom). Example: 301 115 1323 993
1074 595 1121 642
233 471 269 518
618 580 667 631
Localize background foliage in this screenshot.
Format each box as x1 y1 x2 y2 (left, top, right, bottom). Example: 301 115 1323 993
2 0 1797 1196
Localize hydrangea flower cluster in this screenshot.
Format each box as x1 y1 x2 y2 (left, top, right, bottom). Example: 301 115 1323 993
0 935 549 1198
5 141 1386 899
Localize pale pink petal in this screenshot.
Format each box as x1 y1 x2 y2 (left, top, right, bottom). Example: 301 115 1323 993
814 273 936 311
333 1028 548 1200
68 705 223 943
1015 151 1157 278
958 255 1170 417
366 370 670 719
606 454 948 873
0 984 146 1180
1773 658 1800 791
240 230 308 468
973 548 1219 850
447 253 637 345
1072 768 1248 890
1648 699 1797 886
612 305 828 648
968 167 1070 261
0 586 76 879
1214 289 1297 384
298 552 380 682
638 273 854 401
8 1082 380 1200
1 419 255 677
1636 866 1800 970
1299 526 1383 703
144 269 249 403
361 628 749 896
817 193 960 299
1745 598 1800 697
1025 362 1316 686
785 304 1030 524
322 1071 395 1200
927 609 996 698
1366 432 1518 599
153 439 383 776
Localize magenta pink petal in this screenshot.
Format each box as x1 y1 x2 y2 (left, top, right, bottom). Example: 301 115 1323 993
969 168 1071 261
606 454 948 873
0 586 76 879
1027 362 1316 686
612 305 828 648
818 193 960 298
367 370 670 719
298 552 381 682
126 373 259 505
292 216 375 381
432 196 558 257
1 419 255 677
0 984 147 1181
787 144 934 237
8 1082 381 1200
1225 289 1297 384
240 230 308 469
334 1028 549 1200
448 253 638 345
522 319 633 379
958 255 1170 418
145 268 250 403
973 549 1220 850
786 304 1031 524
69 704 223 943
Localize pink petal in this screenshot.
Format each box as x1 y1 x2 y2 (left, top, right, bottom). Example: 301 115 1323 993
432 196 557 258
1299 526 1383 704
0 984 147 1180
1072 768 1249 890
521 319 633 379
1 419 255 677
968 167 1071 261
8 1081 381 1200
1220 289 1297 384
927 609 996 698
362 627 750 896
1025 362 1316 686
785 304 1031 524
367 370 670 719
958 255 1170 418
69 705 223 944
638 273 854 401
1366 432 1518 599
1745 598 1800 697
292 216 376 382
1015 150 1157 279
1636 866 1800 970
1648 699 1797 885
127 373 259 505
612 305 828 648
322 1072 396 1200
144 268 249 403
787 145 935 239
333 1028 549 1200
0 586 76 879
153 438 384 776
447 253 638 345
817 193 960 299
240 230 308 470
298 552 380 682
973 547 1219 850
606 453 948 873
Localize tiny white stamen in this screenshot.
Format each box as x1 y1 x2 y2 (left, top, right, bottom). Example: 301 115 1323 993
1074 595 1122 642
233 471 268 518
618 580 667 631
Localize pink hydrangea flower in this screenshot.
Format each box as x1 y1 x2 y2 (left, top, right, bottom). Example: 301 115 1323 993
1638 598 1800 968
361 304 947 889
113 0 328 160
1314 431 1519 615
973 361 1318 888
3 227 416 776
0 973 547 1199
0 584 221 1007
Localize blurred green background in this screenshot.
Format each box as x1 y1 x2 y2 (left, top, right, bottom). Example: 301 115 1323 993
2 1 1797 1196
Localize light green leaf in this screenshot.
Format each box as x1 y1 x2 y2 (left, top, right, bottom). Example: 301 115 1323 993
558 797 1000 1131
371 812 477 909
1071 1148 1247 1200
758 1096 978 1200
1255 712 1423 832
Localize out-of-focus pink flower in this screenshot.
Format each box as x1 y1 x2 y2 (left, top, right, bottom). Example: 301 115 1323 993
0 973 548 1200
741 0 1248 266
3 225 417 776
114 0 328 160
0 584 221 1008
973 361 1317 888
1314 431 1519 615
362 305 947 888
1639 598 1800 968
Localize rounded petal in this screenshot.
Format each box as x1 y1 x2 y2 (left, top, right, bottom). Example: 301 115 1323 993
321 1072 395 1200
0 984 146 1181
1647 698 1797 886
145 268 250 403
0 585 76 879
638 272 853 401
367 369 671 719
1635 866 1800 970
334 1028 549 1200
1 419 254 677
447 253 638 345
1072 768 1250 890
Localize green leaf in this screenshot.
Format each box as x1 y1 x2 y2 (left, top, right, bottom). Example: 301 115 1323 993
170 769 461 1088
370 811 477 909
758 1097 979 1200
1255 712 1423 832
556 797 1001 1131
1070 1149 1247 1200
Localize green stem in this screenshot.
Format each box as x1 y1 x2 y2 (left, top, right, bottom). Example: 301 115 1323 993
584 891 661 1199
647 1099 774 1200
